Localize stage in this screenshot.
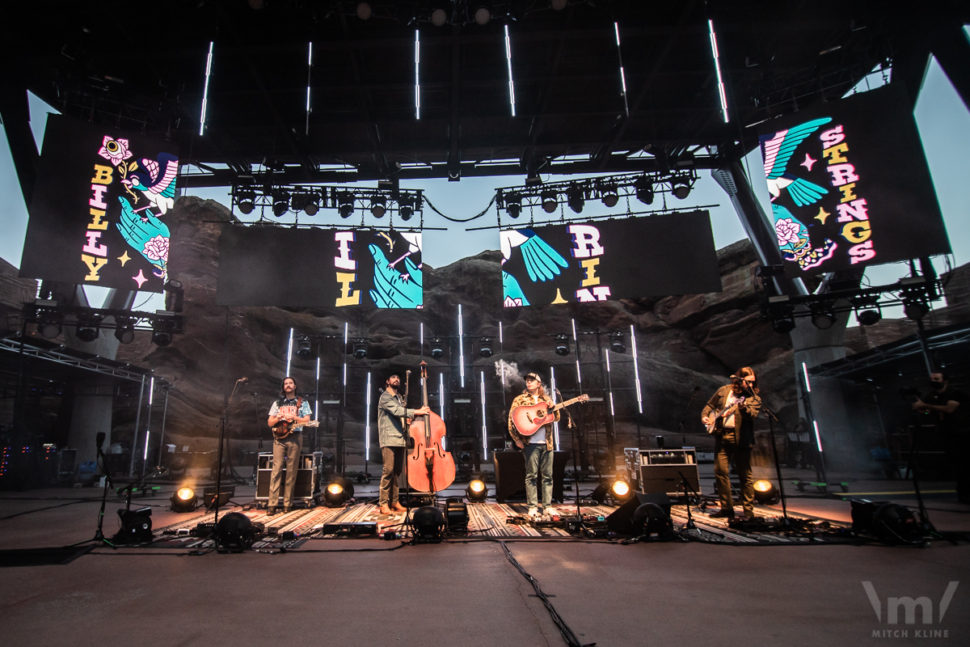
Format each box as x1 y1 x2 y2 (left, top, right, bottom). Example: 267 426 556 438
2 470 969 646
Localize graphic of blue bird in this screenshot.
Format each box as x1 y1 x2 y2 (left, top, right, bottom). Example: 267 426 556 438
117 197 171 279
761 117 832 207
501 229 568 281
123 152 179 216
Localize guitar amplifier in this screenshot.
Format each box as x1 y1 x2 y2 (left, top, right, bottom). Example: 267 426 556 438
254 452 320 504
636 448 700 498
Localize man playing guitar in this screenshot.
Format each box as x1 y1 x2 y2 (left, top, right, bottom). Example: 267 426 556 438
266 376 313 515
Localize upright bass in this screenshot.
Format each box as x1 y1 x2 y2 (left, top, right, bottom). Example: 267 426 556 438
407 361 456 493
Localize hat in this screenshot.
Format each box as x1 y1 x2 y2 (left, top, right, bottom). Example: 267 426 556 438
524 372 541 382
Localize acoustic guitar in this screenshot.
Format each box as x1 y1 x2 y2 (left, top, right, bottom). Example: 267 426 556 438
511 394 589 436
271 419 319 440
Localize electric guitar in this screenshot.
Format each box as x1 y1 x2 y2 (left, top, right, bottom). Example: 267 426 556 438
511 394 589 436
271 419 319 440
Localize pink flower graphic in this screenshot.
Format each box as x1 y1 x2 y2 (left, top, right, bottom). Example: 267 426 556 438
142 235 169 262
775 218 801 246
97 136 133 166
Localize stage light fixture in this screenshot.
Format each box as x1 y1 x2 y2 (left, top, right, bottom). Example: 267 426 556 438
204 486 235 509
272 188 290 217
324 476 355 506
753 479 780 504
634 175 654 205
296 335 313 358
505 192 522 219
551 0 567 10
431 7 448 26
236 187 256 215
772 316 796 334
37 308 63 339
554 333 570 356
214 511 258 552
903 297 929 321
590 482 610 505
479 336 492 358
114 507 153 544
412 506 445 542
352 338 368 359
356 1 372 20
670 176 692 199
600 184 619 208
338 192 356 218
466 477 487 502
431 337 444 359
75 312 102 342
399 196 414 221
445 497 469 532
151 318 175 347
370 195 387 218
611 478 634 502
473 5 491 25
170 486 198 512
851 295 882 326
541 190 558 213
114 316 136 344
566 184 584 213
609 330 625 353
809 302 836 330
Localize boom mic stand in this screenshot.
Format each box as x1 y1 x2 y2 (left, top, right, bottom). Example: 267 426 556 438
82 432 116 548
747 384 791 528
213 377 247 525
558 388 588 534
677 472 699 532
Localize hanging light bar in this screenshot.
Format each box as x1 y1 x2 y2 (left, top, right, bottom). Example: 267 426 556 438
504 24 516 117
630 324 643 414
708 18 729 123
614 22 630 117
199 42 214 136
414 29 421 120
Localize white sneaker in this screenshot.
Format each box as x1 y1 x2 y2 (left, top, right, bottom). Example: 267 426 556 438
527 506 538 518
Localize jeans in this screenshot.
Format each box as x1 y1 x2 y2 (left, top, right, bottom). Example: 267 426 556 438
713 436 753 515
269 434 303 508
379 446 405 506
523 443 553 508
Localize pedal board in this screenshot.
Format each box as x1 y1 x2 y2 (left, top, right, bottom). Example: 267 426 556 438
321 521 378 537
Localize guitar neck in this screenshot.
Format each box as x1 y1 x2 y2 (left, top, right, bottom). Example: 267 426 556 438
552 396 585 412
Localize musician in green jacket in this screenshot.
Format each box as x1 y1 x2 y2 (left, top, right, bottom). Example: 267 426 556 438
508 372 559 520
701 367 762 520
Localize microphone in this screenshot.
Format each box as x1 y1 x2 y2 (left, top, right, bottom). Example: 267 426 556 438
237 377 249 383
96 432 105 450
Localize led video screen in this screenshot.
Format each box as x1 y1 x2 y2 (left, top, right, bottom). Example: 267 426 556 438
501 211 720 307
218 225 423 308
20 115 178 293
758 84 950 276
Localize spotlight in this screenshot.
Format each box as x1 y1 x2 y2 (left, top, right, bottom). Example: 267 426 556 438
151 318 176 346
473 5 490 25
551 0 567 9
370 195 387 218
634 175 654 205
903 298 928 321
809 302 836 330
554 333 570 356
324 476 355 506
75 312 102 342
338 192 355 218
399 196 414 221
479 336 492 358
114 316 136 344
431 7 448 26
600 184 619 208
590 482 610 504
236 187 256 215
566 184 584 213
356 1 372 20
772 316 796 334
170 486 198 512
214 511 258 552
609 330 625 353
851 295 882 326
431 336 444 359
504 192 522 219
352 338 368 359
611 478 634 503
296 335 313 358
412 506 445 542
541 190 558 213
466 477 487 502
272 188 290 217
670 175 692 199
753 479 779 504
37 308 63 339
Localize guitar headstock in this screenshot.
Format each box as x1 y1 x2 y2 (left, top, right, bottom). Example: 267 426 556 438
578 394 590 403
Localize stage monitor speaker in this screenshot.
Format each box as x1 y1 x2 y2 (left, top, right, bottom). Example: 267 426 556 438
606 492 672 536
493 450 568 502
637 449 700 498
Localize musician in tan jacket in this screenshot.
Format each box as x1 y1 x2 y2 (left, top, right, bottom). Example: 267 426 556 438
508 372 559 519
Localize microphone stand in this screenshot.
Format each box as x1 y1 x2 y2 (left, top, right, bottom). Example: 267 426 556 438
677 471 698 532
83 434 116 548
214 378 246 526
746 383 791 528
558 388 587 534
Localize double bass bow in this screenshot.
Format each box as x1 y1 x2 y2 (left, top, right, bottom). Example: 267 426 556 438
407 361 456 493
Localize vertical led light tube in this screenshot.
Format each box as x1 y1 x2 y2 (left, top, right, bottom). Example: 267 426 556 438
630 324 643 414
438 372 446 423
614 22 630 117
143 376 155 462
550 366 560 450
504 24 516 117
342 322 349 387
315 356 321 419
305 41 313 135
414 29 421 120
498 322 506 390
801 362 812 393
199 42 214 136
419 322 424 356
708 19 729 123
480 371 488 454
285 328 294 377
457 304 465 388
365 372 372 461
812 419 825 453
605 348 615 418
571 318 582 386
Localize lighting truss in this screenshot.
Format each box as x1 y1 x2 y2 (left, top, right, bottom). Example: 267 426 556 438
22 302 185 342
494 170 699 224
230 183 425 225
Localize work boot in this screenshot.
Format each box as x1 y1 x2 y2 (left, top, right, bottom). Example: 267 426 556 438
379 504 393 515
267 507 278 516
